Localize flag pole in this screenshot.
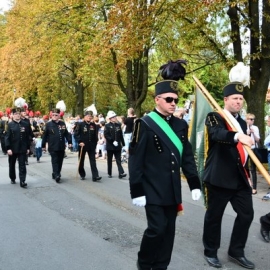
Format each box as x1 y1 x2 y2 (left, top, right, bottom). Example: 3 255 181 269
193 75 270 185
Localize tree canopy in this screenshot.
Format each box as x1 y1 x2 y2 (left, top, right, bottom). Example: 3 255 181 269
0 0 269 136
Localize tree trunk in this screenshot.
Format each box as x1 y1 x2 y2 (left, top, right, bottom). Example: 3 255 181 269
75 78 85 117
246 0 270 141
227 1 243 62
116 49 149 118
227 0 270 142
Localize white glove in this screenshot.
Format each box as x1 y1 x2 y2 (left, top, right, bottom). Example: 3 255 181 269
191 189 201 201
113 141 118 147
132 196 146 207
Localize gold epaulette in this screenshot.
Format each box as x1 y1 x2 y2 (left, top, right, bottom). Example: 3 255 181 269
130 119 141 145
207 114 218 127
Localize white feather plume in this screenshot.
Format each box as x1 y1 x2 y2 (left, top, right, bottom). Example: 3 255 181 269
84 104 97 116
56 100 66 112
229 62 250 87
14 97 26 108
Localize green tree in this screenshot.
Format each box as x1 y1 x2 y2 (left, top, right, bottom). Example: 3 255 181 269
227 0 270 138
2 0 269 125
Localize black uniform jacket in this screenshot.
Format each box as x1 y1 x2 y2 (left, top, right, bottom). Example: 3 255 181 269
5 120 31 153
0 119 6 138
74 121 98 151
21 117 34 139
104 122 125 151
203 112 250 189
128 114 201 206
42 120 71 152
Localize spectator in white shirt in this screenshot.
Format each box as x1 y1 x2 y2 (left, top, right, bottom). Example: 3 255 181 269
246 113 260 194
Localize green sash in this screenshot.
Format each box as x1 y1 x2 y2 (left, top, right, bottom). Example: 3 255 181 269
148 111 183 156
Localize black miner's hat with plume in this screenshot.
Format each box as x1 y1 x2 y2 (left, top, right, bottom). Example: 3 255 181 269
155 59 187 96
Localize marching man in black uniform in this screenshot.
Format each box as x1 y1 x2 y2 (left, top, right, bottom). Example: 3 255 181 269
260 212 270 242
202 82 254 269
42 108 72 183
21 108 34 165
13 98 34 164
0 113 7 154
128 60 201 270
5 107 31 188
104 111 126 179
74 111 101 181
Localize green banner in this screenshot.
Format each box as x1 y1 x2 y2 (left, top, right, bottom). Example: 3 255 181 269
189 86 213 203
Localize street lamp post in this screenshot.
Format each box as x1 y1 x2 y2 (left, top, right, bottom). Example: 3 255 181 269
13 88 16 105
93 87 96 105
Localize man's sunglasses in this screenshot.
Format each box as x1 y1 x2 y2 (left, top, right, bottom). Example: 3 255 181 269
158 96 179 104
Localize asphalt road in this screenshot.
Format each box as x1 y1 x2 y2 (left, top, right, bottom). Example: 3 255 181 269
0 151 270 270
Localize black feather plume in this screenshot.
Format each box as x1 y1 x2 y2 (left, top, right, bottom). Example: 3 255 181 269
158 59 187 81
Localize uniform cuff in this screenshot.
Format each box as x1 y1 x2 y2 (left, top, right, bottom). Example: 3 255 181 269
234 132 239 142
227 131 237 143
187 176 201 191
130 183 145 199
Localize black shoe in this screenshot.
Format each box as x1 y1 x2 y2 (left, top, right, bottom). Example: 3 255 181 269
119 173 127 179
204 256 222 268
55 175 61 183
228 255 255 269
92 176 102 182
11 179 16 184
260 225 270 242
80 176 85 180
108 175 112 178
20 182 27 188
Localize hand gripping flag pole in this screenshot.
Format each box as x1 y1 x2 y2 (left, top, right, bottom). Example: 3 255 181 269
193 75 270 185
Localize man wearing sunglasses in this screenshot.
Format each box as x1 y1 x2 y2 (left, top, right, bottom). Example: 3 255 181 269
129 79 201 270
42 108 72 183
246 113 260 195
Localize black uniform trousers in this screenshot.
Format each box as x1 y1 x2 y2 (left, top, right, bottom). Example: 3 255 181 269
50 150 65 178
78 146 98 178
260 213 270 230
8 153 27 183
249 157 257 189
138 204 177 269
203 182 254 258
1 136 6 153
107 150 124 176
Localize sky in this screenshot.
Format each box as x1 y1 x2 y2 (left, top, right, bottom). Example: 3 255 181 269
0 0 12 13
